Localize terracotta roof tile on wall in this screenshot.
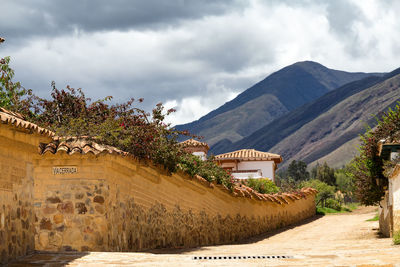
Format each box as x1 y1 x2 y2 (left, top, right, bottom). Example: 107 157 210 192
180 139 209 150
0 108 54 137
214 149 282 163
40 137 129 156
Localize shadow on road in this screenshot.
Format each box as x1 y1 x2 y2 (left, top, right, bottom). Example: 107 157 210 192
7 251 90 267
148 214 324 255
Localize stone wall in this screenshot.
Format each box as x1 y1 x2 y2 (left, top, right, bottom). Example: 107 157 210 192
34 152 316 252
0 124 51 264
0 113 317 259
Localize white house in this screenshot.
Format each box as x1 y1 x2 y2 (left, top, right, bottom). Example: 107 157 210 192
180 139 209 161
214 149 282 182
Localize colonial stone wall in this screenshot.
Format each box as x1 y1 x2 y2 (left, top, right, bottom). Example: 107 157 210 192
0 124 51 264
33 153 316 252
33 155 109 252
0 113 317 260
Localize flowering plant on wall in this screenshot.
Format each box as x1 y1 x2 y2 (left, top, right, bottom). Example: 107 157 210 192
350 102 400 205
0 57 236 189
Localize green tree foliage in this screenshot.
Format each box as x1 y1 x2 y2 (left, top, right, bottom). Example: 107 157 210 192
315 162 335 186
245 178 280 194
177 154 234 189
286 160 309 181
0 56 33 112
349 103 400 205
300 179 335 207
335 169 354 197
310 162 319 179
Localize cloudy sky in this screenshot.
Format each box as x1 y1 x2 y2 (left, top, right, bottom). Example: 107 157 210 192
1 0 400 125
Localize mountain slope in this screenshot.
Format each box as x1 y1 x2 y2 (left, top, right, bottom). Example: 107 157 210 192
218 68 400 168
176 61 377 146
213 75 383 154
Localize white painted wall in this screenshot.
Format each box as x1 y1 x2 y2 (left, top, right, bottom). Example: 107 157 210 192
237 161 275 180
219 160 276 181
392 175 400 211
231 170 262 179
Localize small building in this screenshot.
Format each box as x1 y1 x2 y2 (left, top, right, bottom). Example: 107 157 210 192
180 139 209 161
214 149 282 182
378 138 400 237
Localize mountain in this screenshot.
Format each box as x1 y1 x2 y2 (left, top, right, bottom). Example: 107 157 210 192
214 67 400 169
175 61 379 146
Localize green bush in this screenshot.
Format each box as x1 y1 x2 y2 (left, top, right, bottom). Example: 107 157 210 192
245 178 280 194
177 153 234 190
394 231 400 245
300 179 335 207
325 198 342 211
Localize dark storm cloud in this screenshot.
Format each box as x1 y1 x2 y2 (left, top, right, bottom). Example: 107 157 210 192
1 0 399 125
1 0 245 41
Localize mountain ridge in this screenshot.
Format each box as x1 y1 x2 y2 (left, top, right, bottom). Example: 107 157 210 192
176 61 379 147
212 67 400 168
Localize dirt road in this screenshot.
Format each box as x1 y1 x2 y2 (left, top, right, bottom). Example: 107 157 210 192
10 206 400 266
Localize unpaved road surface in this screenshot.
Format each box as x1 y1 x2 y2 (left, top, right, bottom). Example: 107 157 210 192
10 206 400 266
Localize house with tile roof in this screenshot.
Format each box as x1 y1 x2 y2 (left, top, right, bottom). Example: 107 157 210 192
214 149 282 182
180 139 209 160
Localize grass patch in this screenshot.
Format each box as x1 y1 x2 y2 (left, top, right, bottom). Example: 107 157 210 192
316 207 345 215
366 213 379 221
344 202 359 211
316 203 360 215
394 231 400 245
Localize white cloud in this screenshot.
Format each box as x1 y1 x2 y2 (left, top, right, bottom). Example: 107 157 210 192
2 0 400 124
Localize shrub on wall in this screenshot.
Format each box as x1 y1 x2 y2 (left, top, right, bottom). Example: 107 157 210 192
178 154 234 189
0 57 236 189
349 103 400 205
245 178 280 194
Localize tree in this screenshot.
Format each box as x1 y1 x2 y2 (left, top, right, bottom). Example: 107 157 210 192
0 56 33 112
310 162 319 179
349 103 400 205
287 160 309 181
315 162 335 186
335 169 354 195
300 179 335 207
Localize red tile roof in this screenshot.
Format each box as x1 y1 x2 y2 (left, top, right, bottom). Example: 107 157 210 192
40 137 129 156
214 149 282 163
180 139 209 150
0 108 54 137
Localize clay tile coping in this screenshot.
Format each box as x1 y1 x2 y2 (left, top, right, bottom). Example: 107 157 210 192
214 149 282 164
40 137 131 157
0 108 54 137
180 139 209 150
